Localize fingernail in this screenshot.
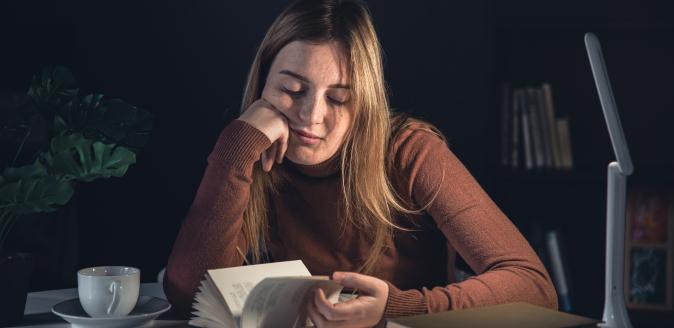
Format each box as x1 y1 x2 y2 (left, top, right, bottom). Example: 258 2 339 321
332 272 343 280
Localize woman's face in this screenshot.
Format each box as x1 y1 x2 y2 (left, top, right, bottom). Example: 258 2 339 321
261 40 353 165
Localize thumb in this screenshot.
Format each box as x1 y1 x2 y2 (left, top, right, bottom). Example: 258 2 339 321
332 272 380 295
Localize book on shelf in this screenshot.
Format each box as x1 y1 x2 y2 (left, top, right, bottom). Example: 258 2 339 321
546 230 572 312
541 83 563 169
525 87 545 169
499 82 574 171
500 83 512 167
534 87 554 168
510 86 521 168
385 302 599 328
189 260 344 328
528 223 572 312
518 88 534 170
556 118 574 170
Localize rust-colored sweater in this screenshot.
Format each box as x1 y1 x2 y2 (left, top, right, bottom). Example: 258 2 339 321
164 119 558 319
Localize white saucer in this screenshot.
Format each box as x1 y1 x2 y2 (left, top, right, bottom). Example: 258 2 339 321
52 296 171 328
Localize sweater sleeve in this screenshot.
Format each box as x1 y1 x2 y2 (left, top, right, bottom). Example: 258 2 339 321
163 119 271 318
383 128 558 318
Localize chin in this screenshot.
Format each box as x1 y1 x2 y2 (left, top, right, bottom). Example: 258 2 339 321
286 147 329 165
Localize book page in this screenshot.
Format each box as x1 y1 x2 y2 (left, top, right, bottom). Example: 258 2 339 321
240 276 343 328
206 260 312 319
189 278 238 328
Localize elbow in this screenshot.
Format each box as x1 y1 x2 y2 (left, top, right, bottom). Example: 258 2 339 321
541 272 559 311
519 251 560 311
504 260 559 311
163 265 197 319
530 263 559 311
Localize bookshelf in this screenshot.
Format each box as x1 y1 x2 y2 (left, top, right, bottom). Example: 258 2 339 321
482 1 674 326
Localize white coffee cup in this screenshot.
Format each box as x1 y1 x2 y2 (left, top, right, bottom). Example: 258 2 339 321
77 266 140 317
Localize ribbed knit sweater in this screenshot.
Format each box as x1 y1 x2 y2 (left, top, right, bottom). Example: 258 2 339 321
164 118 558 321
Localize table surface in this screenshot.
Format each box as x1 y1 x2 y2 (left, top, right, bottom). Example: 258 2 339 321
13 283 188 328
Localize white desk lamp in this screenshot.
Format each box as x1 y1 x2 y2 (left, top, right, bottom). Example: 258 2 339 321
585 32 634 328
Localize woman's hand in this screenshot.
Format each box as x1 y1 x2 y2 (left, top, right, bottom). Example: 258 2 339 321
237 97 289 172
308 272 389 328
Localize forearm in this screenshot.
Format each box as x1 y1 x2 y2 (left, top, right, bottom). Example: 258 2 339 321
386 127 558 318
383 262 557 318
164 119 271 317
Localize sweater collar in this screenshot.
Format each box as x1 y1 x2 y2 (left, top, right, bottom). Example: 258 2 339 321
286 150 341 178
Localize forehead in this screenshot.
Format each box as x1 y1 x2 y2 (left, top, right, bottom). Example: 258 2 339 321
272 40 349 86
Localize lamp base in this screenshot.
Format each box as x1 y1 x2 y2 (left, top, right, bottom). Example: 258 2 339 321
599 296 633 328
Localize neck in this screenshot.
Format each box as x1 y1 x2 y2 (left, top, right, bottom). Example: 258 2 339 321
285 151 341 178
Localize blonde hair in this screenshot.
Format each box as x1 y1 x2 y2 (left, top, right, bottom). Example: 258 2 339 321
239 0 445 275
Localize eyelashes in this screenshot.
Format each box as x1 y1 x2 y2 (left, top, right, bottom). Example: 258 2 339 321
280 87 347 106
282 87 305 97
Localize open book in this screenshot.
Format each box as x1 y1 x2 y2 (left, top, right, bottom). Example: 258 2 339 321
189 260 344 328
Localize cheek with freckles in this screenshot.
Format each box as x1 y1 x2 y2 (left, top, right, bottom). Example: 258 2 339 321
261 85 294 111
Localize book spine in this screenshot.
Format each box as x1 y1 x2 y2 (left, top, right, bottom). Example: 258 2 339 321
500 83 512 167
520 89 533 170
557 118 574 169
546 230 572 312
565 118 574 169
535 87 553 168
541 83 562 170
511 88 521 168
526 88 544 169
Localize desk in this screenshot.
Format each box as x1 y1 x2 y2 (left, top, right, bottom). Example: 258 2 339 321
13 283 188 328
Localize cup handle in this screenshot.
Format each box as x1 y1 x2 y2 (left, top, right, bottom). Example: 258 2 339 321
107 280 121 315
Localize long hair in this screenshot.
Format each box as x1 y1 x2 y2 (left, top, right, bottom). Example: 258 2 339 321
239 0 445 275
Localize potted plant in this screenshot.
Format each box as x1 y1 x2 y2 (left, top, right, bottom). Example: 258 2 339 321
0 66 153 325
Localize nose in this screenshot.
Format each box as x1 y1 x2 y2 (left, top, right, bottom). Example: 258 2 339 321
296 93 325 125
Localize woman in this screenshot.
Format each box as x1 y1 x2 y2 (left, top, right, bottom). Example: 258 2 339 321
164 0 558 326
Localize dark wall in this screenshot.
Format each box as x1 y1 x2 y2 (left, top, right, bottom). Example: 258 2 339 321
0 0 491 288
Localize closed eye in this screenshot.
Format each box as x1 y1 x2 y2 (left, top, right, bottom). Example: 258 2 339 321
282 87 347 106
328 98 346 106
282 87 305 98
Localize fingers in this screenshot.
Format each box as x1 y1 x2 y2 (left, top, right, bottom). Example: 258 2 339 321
260 97 289 166
260 137 287 171
273 139 281 164
307 296 324 327
264 97 288 165
261 96 276 109
308 293 350 328
276 130 288 164
314 289 358 321
267 143 277 171
261 142 277 172
260 151 266 170
331 272 382 296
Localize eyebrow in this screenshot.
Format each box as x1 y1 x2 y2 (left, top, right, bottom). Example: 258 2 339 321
278 69 351 89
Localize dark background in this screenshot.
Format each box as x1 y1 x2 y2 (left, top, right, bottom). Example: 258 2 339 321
1 0 673 325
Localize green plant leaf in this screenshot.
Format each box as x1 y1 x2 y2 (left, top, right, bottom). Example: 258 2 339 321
96 99 154 151
0 175 74 215
42 133 136 182
56 96 153 152
27 66 79 115
56 93 104 133
2 161 48 183
54 114 68 133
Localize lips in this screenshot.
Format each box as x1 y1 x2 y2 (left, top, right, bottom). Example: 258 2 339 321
290 128 321 139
